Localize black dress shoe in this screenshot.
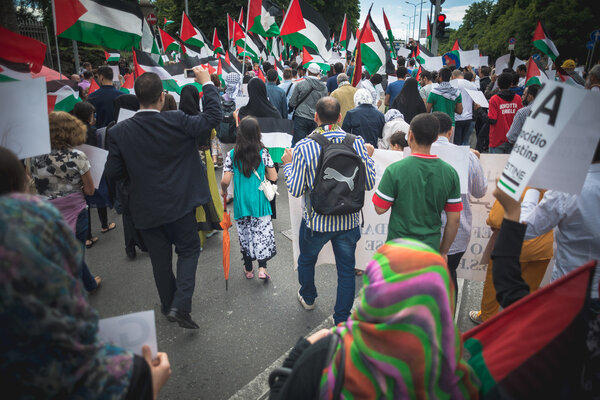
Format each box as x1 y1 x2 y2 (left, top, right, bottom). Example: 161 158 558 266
166 308 199 329
126 249 136 260
160 304 170 316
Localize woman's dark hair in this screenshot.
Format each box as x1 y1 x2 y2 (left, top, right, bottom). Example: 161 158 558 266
234 116 264 177
0 146 27 195
72 101 95 124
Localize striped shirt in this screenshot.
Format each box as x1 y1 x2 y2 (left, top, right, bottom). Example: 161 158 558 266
283 125 376 232
506 103 533 144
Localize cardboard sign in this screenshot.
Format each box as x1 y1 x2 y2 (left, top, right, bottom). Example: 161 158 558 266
75 144 108 189
0 78 50 159
466 89 489 108
498 81 600 200
404 144 470 194
98 310 158 358
287 151 509 281
117 108 136 123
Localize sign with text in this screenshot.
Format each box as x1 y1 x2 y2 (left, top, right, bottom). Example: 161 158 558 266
498 81 600 200
288 151 507 280
98 310 158 358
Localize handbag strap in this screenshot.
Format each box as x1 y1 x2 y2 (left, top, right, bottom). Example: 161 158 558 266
252 169 262 181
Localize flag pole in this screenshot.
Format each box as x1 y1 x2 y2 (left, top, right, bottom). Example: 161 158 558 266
51 0 62 75
241 3 250 75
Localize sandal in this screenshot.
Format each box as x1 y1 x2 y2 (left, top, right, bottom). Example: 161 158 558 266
100 222 116 233
86 237 99 248
469 310 484 325
245 269 254 279
355 269 364 276
258 270 270 280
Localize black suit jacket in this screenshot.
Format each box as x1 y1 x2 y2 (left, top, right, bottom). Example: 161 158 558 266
105 84 223 230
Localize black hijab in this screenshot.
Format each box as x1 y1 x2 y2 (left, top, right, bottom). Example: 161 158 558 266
179 85 201 115
239 77 281 119
391 78 426 124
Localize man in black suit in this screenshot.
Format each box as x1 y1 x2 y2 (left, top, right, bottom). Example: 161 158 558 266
105 68 223 329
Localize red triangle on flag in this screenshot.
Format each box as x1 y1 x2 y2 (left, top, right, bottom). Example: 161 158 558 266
47 95 57 114
302 46 314 66
452 39 461 51
257 67 266 82
280 0 306 36
360 19 375 44
224 51 231 65
181 12 197 42
88 78 100 95
122 73 134 90
54 0 87 36
133 49 145 78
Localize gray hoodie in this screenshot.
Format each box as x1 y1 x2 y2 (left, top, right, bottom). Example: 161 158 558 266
289 76 328 120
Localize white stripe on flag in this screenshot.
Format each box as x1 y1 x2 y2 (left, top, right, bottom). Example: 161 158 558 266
79 0 143 36
261 131 292 148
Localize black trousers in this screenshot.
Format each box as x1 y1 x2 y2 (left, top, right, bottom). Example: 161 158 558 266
447 251 465 307
139 211 201 314
87 207 108 239
123 210 146 252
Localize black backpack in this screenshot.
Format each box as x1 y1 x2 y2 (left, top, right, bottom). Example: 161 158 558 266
217 99 237 143
308 132 366 215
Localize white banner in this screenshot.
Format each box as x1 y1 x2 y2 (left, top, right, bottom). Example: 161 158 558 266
288 150 510 280
98 310 158 358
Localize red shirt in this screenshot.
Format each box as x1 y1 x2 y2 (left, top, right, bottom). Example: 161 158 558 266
488 93 522 148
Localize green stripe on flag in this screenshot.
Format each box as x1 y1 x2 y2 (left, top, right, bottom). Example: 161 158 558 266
464 338 497 394
361 44 384 75
533 40 558 61
525 77 541 87
54 96 81 113
498 179 516 193
59 21 141 50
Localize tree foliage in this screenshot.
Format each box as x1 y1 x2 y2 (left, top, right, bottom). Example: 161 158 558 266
437 0 599 65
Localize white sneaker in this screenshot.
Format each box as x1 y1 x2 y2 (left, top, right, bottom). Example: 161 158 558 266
297 290 315 310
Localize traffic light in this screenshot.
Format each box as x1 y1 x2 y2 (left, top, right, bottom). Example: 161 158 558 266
436 13 450 39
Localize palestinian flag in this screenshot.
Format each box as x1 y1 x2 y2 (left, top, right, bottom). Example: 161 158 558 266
452 39 462 51
0 59 32 82
87 78 100 95
280 0 332 61
226 49 244 74
357 13 395 75
234 21 262 62
238 8 245 28
227 13 235 44
104 50 120 62
302 46 330 72
274 59 286 80
54 0 143 50
0 26 46 73
47 80 81 113
556 65 584 86
257 117 294 163
270 37 282 60
382 9 397 59
426 15 432 50
339 14 350 50
216 57 227 88
415 65 422 80
164 18 174 27
524 57 548 86
257 67 266 82
533 21 559 62
463 261 596 399
247 0 281 37
347 32 357 53
181 12 210 50
212 28 224 55
141 19 161 63
330 33 335 47
160 27 183 54
411 43 433 65
133 49 179 92
120 72 134 93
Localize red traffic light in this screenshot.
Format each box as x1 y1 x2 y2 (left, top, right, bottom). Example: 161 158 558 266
437 14 447 23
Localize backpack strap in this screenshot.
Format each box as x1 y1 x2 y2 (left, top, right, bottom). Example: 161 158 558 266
308 132 331 150
341 133 356 151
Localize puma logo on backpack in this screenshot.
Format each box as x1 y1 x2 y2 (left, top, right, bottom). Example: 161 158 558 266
308 132 366 216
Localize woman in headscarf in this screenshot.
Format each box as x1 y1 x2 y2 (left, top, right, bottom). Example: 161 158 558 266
179 84 223 250
380 109 411 149
0 194 171 399
341 88 385 147
269 238 481 400
29 111 101 293
238 77 281 120
391 77 427 124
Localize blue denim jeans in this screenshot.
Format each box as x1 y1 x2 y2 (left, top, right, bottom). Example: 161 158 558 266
454 119 475 146
292 116 317 146
489 142 513 154
75 208 98 292
297 219 361 325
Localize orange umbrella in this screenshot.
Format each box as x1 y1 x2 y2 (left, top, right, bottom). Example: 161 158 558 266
219 195 232 290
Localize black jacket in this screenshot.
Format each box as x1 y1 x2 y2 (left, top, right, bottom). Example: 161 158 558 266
105 84 223 229
341 104 385 147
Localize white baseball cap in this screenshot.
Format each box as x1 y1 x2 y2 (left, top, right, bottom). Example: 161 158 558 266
307 63 321 74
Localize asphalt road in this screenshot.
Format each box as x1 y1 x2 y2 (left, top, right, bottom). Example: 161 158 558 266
86 169 483 400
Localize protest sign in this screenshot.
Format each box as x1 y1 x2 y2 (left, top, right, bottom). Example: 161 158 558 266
404 144 470 194
98 310 158 358
235 96 249 109
466 89 489 108
0 78 50 159
109 65 120 83
288 150 508 281
498 81 600 200
495 54 510 73
75 144 108 189
459 50 481 67
117 108 136 123
479 56 489 67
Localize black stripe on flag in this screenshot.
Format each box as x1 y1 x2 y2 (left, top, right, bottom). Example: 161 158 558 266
298 0 331 51
501 172 520 187
91 0 143 19
47 79 78 92
257 117 294 135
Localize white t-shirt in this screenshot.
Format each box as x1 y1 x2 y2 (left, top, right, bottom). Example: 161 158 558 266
450 78 479 121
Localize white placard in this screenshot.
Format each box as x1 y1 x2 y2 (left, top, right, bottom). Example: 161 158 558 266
75 144 108 189
495 54 511 73
117 108 136 123
498 81 600 200
98 310 158 358
287 151 510 280
397 48 412 59
479 56 489 67
421 55 444 72
0 78 50 159
459 50 481 67
403 144 470 194
109 65 120 83
466 89 489 108
235 96 250 109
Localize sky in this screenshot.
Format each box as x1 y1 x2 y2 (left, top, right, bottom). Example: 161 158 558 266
358 0 481 42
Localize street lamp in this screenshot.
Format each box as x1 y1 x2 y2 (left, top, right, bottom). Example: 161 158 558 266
403 14 414 41
405 1 426 43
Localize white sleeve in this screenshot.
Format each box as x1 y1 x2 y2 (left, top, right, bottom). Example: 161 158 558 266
523 190 568 239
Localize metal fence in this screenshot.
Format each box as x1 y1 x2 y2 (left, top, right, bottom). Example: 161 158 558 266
19 21 54 69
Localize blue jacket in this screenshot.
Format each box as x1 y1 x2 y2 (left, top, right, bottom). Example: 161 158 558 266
87 85 124 128
266 82 288 119
341 104 385 147
326 74 339 93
